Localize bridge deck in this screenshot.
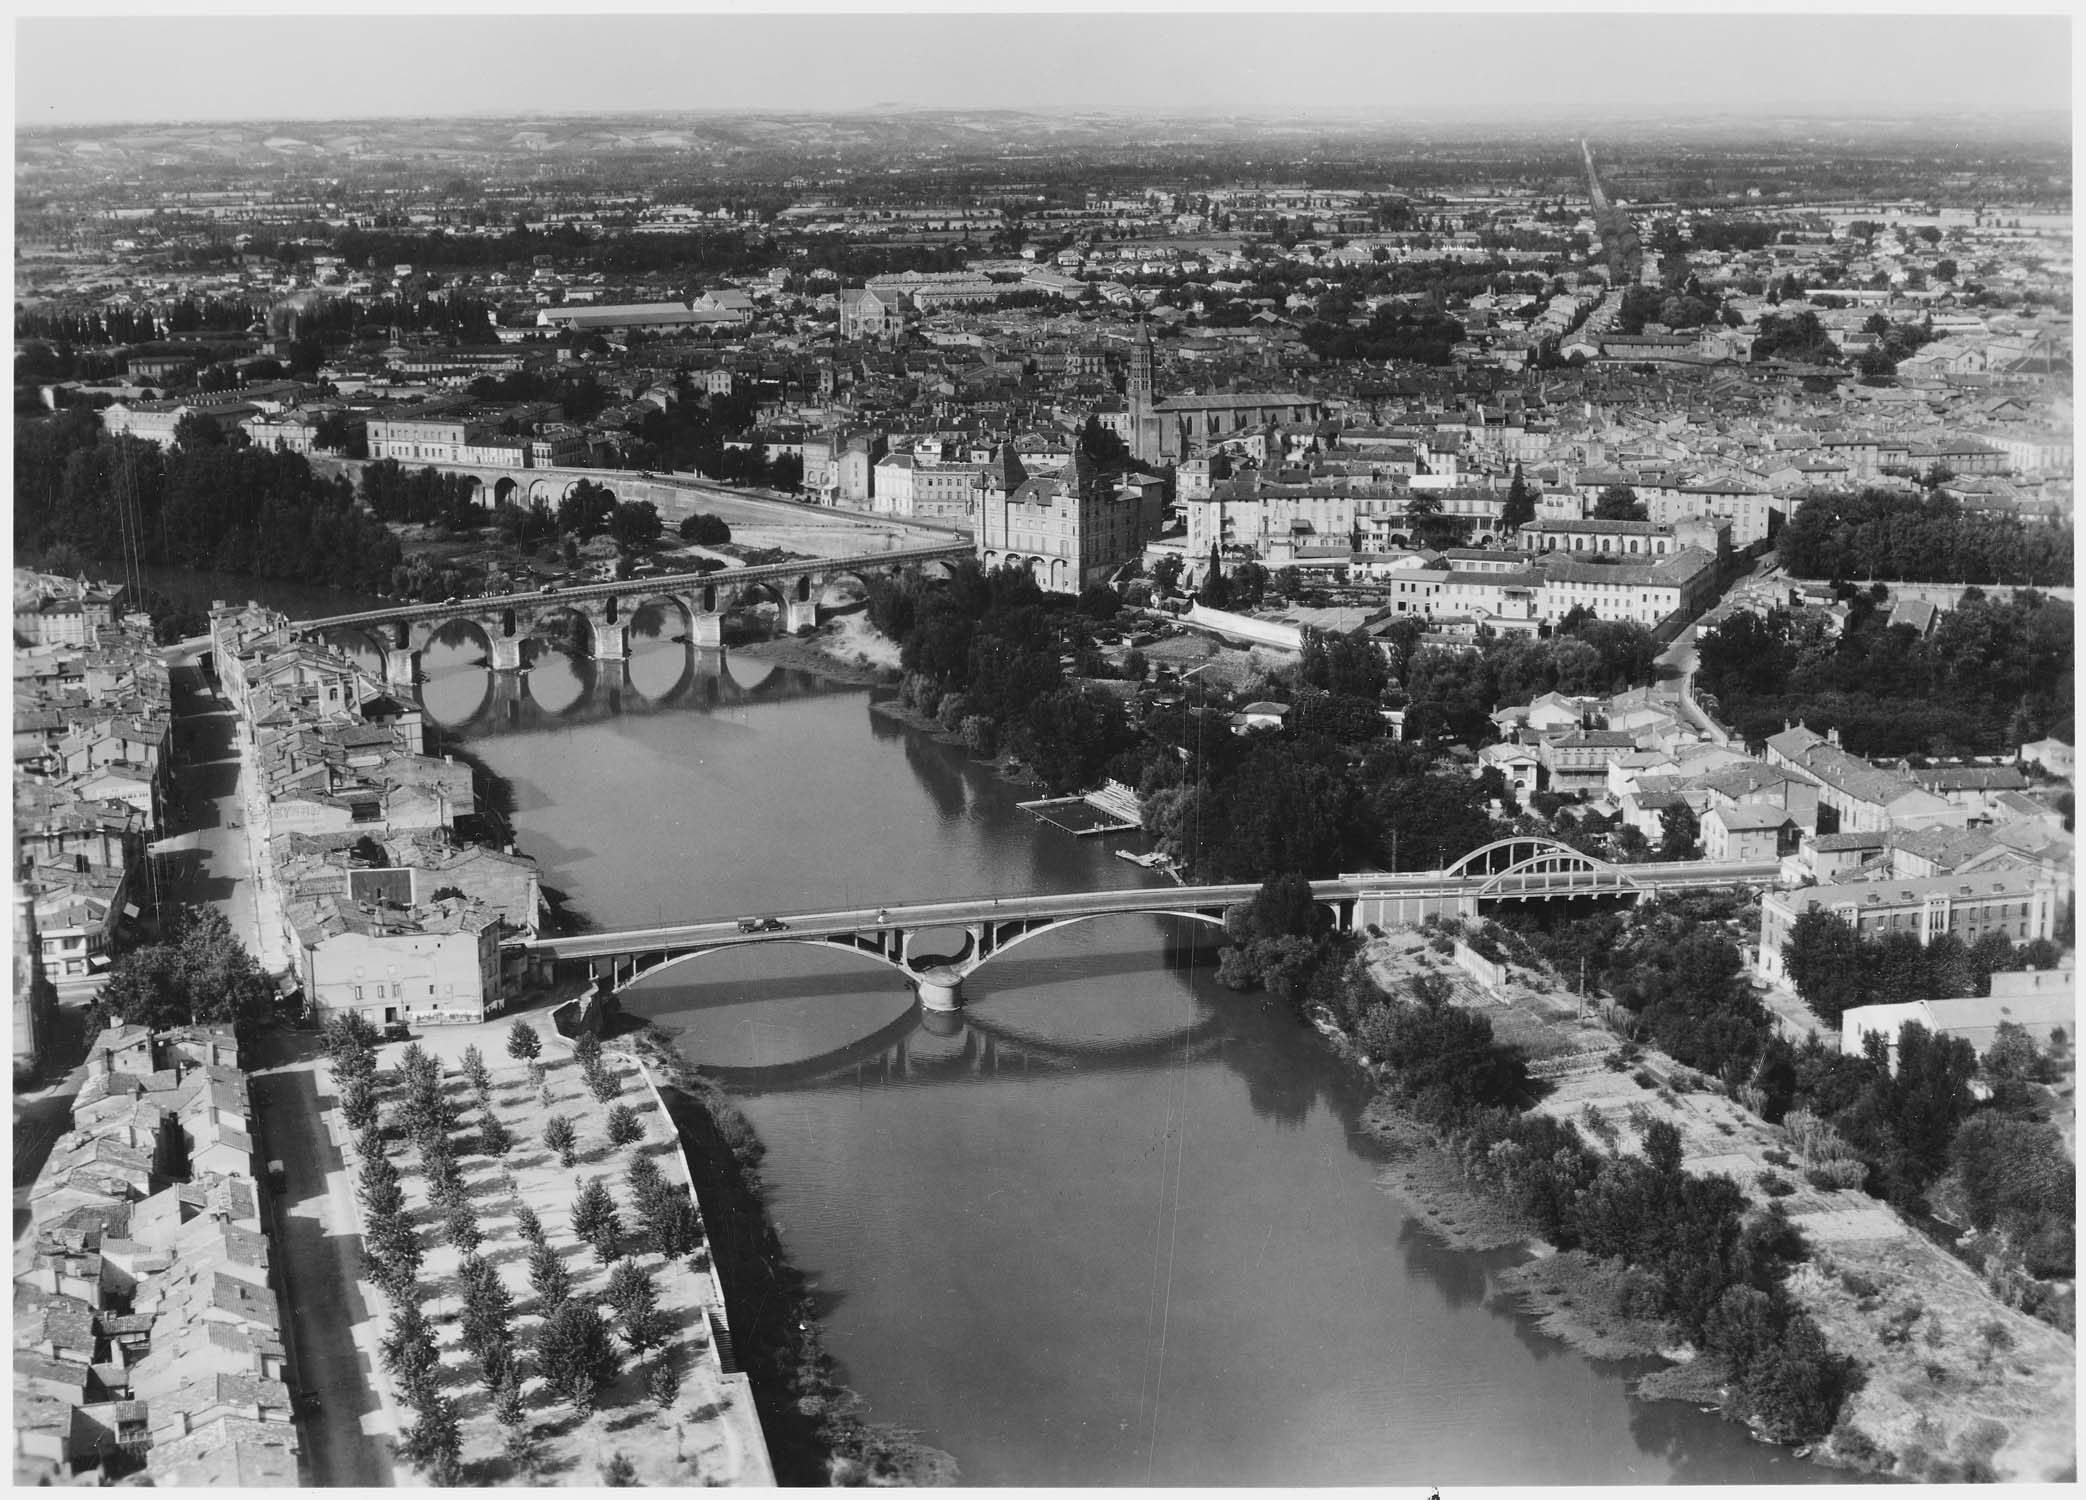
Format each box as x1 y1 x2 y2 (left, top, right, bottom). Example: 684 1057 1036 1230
518 862 1780 960
295 542 972 632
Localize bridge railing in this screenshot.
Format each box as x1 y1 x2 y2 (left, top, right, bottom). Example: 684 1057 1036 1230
294 542 975 631
517 863 1786 956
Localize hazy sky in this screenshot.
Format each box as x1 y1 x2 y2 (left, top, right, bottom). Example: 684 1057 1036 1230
13 8 2074 128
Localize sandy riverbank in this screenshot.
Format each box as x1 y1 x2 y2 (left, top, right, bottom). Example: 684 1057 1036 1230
1355 1076 1739 1416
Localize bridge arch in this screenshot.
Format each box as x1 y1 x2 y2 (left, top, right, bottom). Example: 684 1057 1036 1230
621 937 914 994
971 907 1231 971
426 614 496 662
527 477 559 508
492 475 519 508
528 603 595 658
1443 836 1608 881
816 570 872 612
318 625 391 673
1478 849 1646 897
629 593 696 644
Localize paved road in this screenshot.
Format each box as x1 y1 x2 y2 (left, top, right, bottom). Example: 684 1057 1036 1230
156 659 284 971
251 1037 398 1487
530 860 1784 965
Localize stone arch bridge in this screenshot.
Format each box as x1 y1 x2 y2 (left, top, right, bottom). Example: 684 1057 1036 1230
291 542 970 686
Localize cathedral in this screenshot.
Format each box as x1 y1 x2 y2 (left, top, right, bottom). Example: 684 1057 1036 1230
1124 319 1325 468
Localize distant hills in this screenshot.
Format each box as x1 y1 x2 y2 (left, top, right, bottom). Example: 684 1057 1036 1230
16 108 2070 171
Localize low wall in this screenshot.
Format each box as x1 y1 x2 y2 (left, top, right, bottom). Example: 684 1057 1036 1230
1861 580 2076 608
624 1055 775 1484
1182 605 1304 653
1451 938 1507 994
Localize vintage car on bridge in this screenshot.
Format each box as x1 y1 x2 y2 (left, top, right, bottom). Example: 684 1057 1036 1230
737 916 788 933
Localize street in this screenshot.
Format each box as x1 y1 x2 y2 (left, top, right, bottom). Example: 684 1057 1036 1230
250 1035 398 1486
154 655 288 973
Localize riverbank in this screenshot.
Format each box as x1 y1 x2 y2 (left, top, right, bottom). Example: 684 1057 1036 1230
1355 1057 1710 1374
619 1024 960 1486
867 697 1048 791
728 630 891 687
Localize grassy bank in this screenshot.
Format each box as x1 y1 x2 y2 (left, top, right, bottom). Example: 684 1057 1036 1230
624 1026 959 1486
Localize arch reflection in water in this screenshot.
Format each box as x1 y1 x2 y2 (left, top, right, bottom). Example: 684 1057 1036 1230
416 639 867 736
623 951 1227 1097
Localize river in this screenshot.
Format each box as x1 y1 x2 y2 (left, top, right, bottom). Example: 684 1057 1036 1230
152 572 1829 1484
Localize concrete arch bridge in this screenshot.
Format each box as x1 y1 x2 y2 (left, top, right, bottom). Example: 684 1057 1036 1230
516 842 1780 1010
292 542 969 687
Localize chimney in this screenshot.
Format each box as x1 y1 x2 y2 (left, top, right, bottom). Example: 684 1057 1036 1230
1826 727 1841 749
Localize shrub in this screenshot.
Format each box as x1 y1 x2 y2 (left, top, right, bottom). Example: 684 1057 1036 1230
602 1452 638 1486
1758 1172 1795 1198
1806 1160 1868 1191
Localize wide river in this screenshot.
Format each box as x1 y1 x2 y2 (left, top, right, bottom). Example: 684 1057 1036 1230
193 575 1828 1486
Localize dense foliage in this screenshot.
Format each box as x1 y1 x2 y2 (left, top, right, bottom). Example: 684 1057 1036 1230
15 408 403 593
1278 924 1860 1442
89 907 274 1039
1778 489 2073 587
1694 588 2073 756
1781 917 2061 1026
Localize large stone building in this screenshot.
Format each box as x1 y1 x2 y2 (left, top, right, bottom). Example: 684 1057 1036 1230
1765 724 1969 835
838 286 908 342
1758 868 2059 984
1124 321 1321 467
975 447 1154 594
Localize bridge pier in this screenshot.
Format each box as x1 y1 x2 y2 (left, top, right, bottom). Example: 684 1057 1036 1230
490 635 529 672
384 647 420 687
784 599 818 635
692 613 724 648
594 622 628 660
917 969 964 1011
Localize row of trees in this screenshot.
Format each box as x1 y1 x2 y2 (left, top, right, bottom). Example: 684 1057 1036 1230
862 559 1672 883
1225 910 1860 1444
1778 489 2073 587
1694 587 2073 756
1781 917 2063 1027
329 1017 703 1483
1464 892 2072 1311
15 407 403 594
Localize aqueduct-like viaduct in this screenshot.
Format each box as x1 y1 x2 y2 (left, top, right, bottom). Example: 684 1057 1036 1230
292 542 972 686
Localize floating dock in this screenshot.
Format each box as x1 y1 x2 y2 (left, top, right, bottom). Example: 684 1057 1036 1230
1018 779 1143 836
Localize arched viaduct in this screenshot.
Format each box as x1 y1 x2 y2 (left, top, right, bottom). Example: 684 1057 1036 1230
293 543 970 688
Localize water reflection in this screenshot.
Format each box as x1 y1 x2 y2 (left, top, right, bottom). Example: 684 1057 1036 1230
415 638 866 736
442 655 1843 1488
